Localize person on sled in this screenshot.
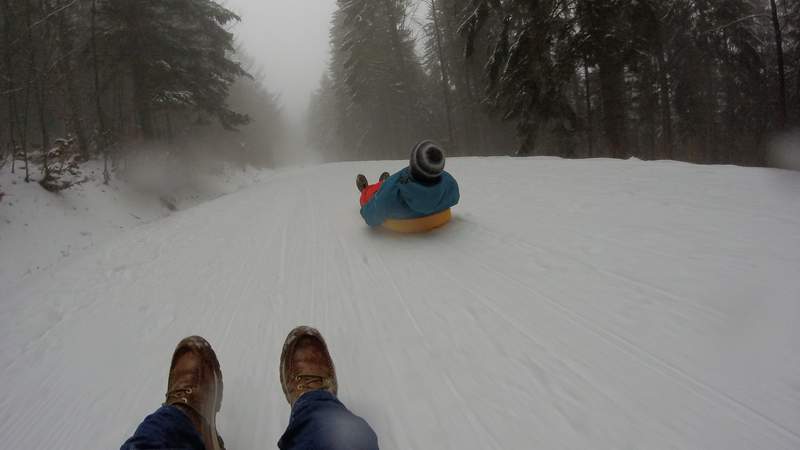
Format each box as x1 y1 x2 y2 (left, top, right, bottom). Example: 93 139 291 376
356 140 460 233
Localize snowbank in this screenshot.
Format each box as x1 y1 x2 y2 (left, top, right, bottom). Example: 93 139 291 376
0 161 270 289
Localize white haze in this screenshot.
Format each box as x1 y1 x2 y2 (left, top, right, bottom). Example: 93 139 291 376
766 129 800 171
226 0 430 120
222 0 431 166
225 0 338 122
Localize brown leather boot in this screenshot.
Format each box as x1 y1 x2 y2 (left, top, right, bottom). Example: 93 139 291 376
164 336 225 450
279 326 338 405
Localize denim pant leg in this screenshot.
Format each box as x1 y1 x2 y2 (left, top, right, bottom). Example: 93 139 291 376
278 390 379 450
121 405 205 450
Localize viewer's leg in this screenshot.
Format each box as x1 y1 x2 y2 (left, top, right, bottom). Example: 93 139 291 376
279 390 378 450
121 405 204 450
121 336 225 450
278 326 379 450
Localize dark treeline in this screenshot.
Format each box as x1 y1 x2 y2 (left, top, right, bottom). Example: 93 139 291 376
309 0 799 164
0 0 281 188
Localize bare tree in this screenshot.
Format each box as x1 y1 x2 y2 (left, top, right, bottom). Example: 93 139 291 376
90 0 110 183
429 0 456 148
770 0 787 129
1 0 19 174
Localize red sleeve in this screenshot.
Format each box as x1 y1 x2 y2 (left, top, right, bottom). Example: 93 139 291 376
359 182 383 207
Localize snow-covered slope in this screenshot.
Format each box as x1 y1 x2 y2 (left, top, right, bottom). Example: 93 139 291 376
1 157 799 450
0 162 271 289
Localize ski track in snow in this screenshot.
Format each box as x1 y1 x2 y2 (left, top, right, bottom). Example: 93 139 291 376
2 157 800 450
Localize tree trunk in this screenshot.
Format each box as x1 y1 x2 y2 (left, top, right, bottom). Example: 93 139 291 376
37 80 49 177
115 76 124 137
770 0 787 129
132 62 154 139
645 81 657 161
91 0 110 183
56 6 89 158
430 0 456 148
36 0 50 176
1 0 19 174
380 0 413 140
22 0 37 182
22 76 32 182
657 50 673 160
583 59 593 158
165 111 174 143
598 59 626 159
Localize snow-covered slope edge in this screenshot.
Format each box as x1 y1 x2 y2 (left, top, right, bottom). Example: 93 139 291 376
1 157 799 450
0 161 271 289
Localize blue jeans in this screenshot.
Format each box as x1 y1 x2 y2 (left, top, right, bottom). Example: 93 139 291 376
121 405 204 450
121 391 378 450
278 390 378 450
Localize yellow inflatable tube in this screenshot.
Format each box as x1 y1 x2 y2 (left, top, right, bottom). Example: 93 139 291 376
382 209 452 233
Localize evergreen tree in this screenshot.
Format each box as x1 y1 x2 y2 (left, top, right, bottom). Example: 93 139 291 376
307 73 340 156
325 0 432 159
1 0 283 185
782 0 799 126
99 0 250 139
461 0 579 155
454 0 779 162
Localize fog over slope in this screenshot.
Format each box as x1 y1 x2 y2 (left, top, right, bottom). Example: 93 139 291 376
226 0 337 121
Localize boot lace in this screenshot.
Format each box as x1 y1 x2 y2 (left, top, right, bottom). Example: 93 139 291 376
294 374 332 392
165 386 195 404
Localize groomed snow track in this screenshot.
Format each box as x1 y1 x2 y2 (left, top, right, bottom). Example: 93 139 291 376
2 157 799 449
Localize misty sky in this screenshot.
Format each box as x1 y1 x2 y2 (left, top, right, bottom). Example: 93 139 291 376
225 1 429 123
225 0 338 121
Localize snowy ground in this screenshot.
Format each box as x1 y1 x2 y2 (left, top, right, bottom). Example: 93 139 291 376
1 157 799 450
0 161 271 289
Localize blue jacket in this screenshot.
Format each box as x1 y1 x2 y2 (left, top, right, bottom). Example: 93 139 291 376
360 167 460 227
